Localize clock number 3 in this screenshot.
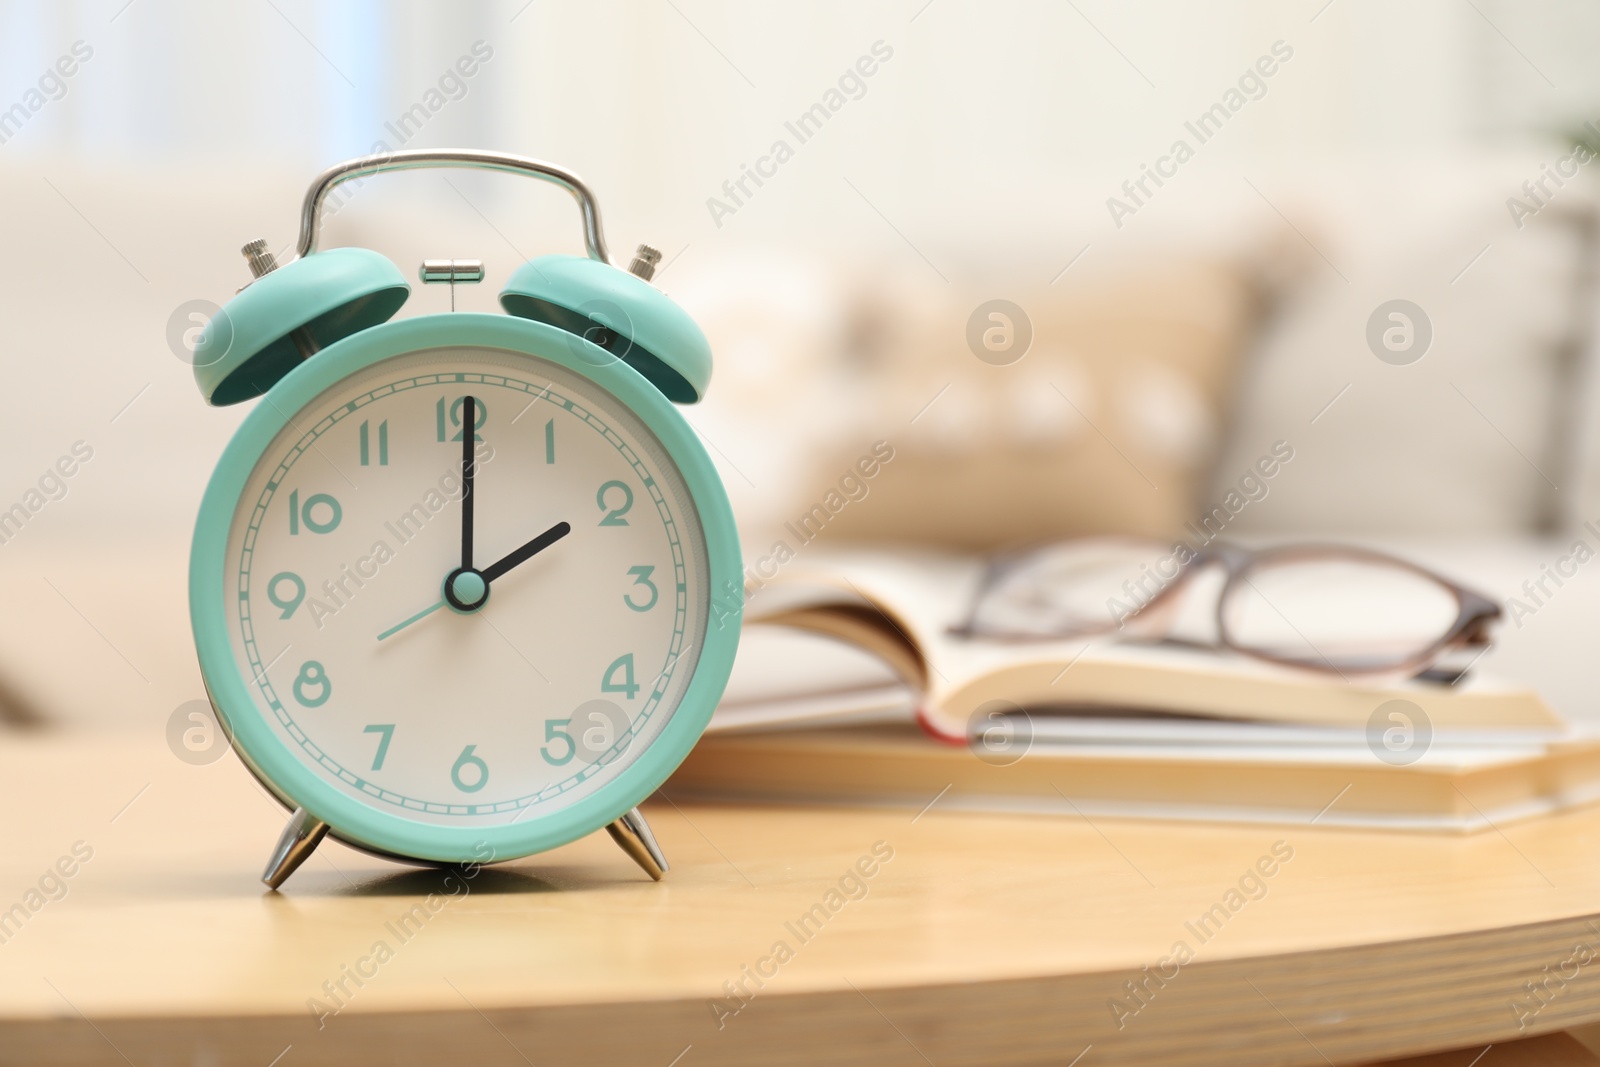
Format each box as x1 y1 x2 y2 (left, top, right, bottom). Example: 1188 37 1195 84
624 566 658 612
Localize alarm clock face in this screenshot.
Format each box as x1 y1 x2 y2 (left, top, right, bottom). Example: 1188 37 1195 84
212 340 718 850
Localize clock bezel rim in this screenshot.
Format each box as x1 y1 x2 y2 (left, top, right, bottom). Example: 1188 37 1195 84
190 312 741 865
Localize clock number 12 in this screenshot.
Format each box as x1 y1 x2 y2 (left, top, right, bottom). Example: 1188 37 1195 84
437 396 488 442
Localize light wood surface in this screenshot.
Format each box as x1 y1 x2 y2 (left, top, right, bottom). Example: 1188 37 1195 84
1364 1033 1600 1065
6 735 1600 1065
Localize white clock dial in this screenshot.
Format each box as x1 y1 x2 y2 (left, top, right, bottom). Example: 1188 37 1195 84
222 346 710 827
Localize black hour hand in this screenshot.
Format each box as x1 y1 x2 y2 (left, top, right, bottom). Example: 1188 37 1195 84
481 522 572 584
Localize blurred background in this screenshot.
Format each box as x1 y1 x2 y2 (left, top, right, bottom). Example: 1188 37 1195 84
5 0 1600 729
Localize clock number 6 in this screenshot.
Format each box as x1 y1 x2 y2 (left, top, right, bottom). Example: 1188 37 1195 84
451 744 489 792
597 480 633 526
288 489 342 535
292 661 331 707
541 719 575 766
624 566 658 612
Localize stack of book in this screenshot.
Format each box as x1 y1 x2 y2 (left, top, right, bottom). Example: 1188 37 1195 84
669 551 1598 831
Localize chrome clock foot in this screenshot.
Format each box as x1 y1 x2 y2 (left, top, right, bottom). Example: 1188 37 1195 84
605 806 669 880
262 807 329 889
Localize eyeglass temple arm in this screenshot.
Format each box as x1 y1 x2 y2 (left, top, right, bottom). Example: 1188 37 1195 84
1411 593 1501 684
1451 591 1502 647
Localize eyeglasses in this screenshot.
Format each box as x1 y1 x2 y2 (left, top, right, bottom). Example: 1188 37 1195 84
949 539 1501 682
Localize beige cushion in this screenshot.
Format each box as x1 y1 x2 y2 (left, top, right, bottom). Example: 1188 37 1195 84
783 257 1268 551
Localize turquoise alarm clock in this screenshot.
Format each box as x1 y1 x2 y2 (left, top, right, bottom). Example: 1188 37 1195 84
188 150 742 889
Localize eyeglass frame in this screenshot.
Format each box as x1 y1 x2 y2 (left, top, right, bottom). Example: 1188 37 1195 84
948 539 1502 682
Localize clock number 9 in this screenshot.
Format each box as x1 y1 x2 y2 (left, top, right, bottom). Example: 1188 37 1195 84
266 572 305 619
288 489 342 535
436 396 488 442
451 744 489 792
292 661 331 708
597 480 633 526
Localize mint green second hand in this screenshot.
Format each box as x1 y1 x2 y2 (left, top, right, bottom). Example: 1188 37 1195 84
376 600 445 642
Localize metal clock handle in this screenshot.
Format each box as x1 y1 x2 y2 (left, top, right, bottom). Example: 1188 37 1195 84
295 148 613 265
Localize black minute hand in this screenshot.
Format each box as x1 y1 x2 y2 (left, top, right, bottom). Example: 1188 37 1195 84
461 395 476 570
481 522 572 584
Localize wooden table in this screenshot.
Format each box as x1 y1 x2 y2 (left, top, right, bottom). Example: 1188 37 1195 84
5 735 1600 1066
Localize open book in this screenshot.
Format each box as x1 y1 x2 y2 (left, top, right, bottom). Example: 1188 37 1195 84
713 550 1561 739
670 551 1593 831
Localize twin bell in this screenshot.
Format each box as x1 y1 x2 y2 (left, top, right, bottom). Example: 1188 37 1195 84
190 149 710 409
